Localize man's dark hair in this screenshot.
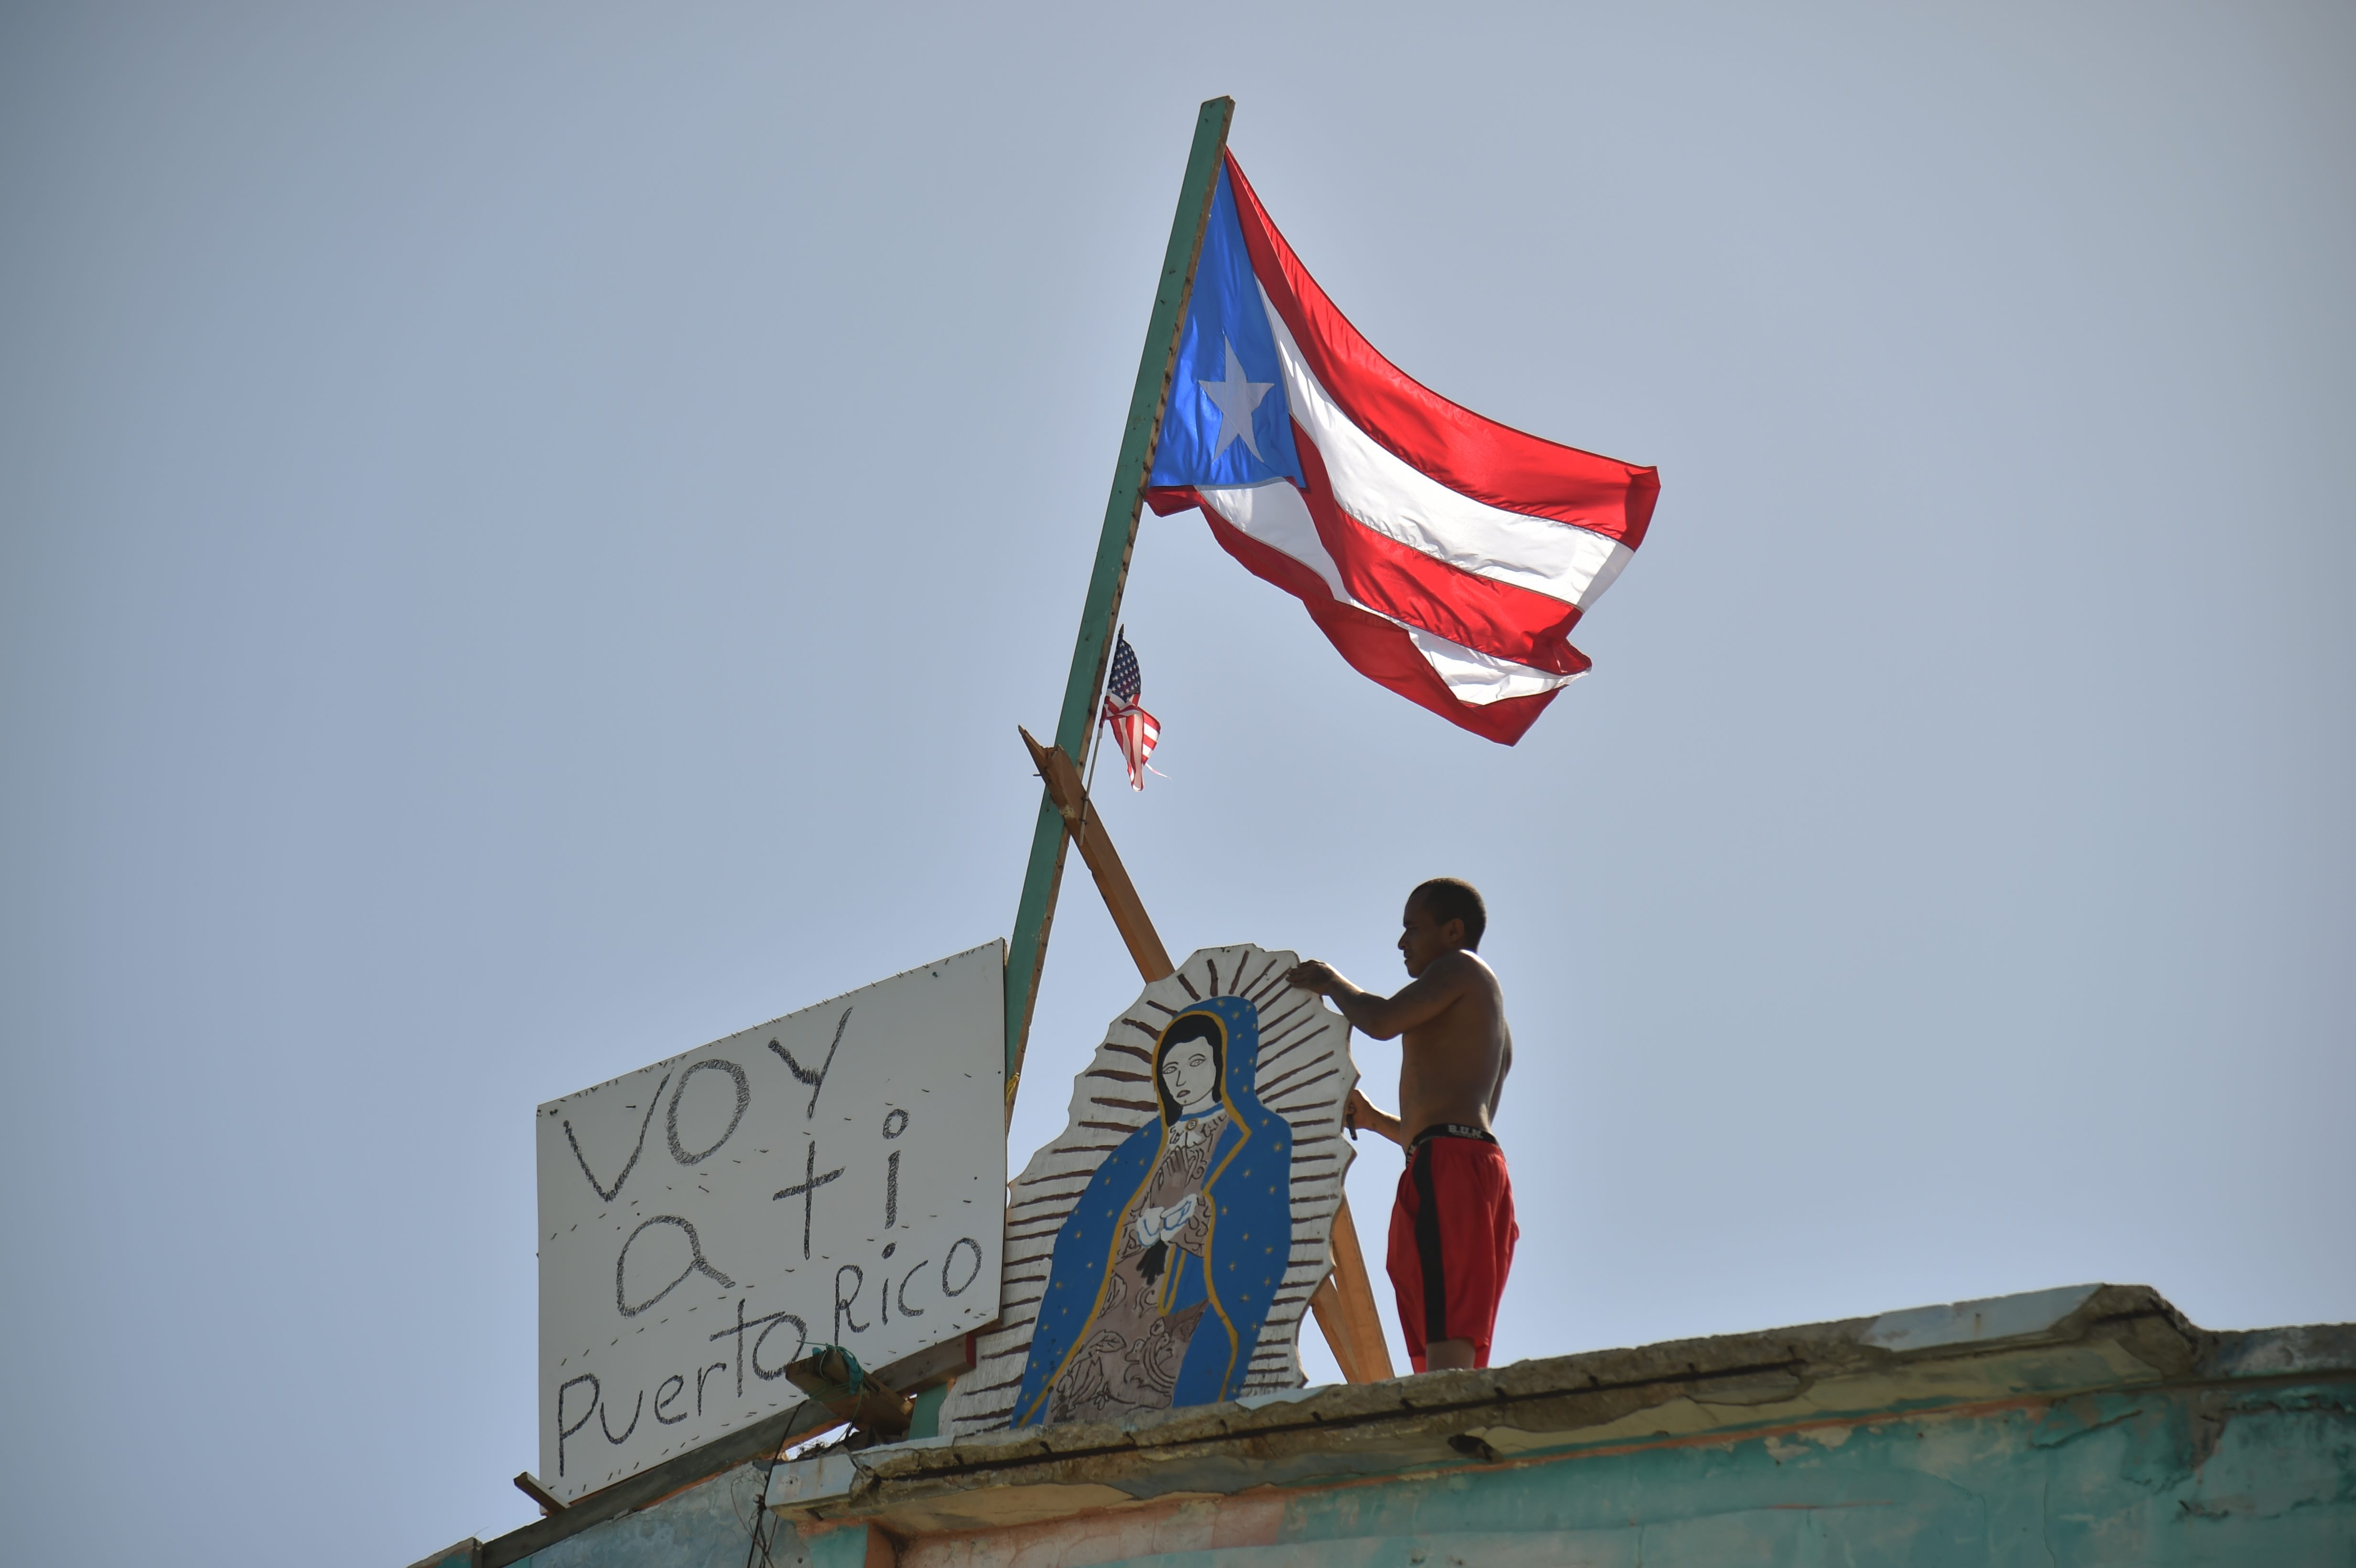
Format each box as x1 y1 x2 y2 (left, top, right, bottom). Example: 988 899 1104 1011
1410 877 1487 951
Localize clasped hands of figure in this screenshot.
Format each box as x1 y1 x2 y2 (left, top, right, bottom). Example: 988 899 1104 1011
1133 1193 1199 1247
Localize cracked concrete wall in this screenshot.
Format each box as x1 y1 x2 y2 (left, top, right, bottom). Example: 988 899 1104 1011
474 1295 2351 1568
517 1464 804 1568
518 1375 2354 1568
1199 1382 2356 1568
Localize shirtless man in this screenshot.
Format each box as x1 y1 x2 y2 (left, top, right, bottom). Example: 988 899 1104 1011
1286 877 1518 1372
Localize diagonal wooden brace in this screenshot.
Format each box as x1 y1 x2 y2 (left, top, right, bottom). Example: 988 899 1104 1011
1307 1193 1396 1384
784 1346 915 1442
1019 727 1171 980
1017 727 1395 1383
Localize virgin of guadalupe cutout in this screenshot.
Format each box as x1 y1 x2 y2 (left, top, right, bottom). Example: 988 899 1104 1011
940 945 1354 1435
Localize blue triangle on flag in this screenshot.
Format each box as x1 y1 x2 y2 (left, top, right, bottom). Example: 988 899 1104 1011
1149 167 1306 491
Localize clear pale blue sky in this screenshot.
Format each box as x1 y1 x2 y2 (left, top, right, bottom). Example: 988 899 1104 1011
2 5 2349 1565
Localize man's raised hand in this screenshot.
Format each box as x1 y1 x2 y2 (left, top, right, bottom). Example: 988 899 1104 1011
1286 960 1342 995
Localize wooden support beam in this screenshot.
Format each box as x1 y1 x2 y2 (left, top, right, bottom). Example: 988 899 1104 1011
784 1347 915 1441
1017 727 1395 1384
510 1473 565 1517
1019 727 1172 980
478 1336 969 1568
1307 1194 1396 1383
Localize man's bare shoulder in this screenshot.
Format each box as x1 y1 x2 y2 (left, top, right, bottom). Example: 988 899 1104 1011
1419 950 1501 998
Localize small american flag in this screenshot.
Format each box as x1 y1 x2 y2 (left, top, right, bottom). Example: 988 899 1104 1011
1100 632 1162 791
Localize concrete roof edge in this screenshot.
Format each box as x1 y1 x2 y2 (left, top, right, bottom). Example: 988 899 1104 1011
443 1284 2356 1562
2203 1322 2356 1380
822 1282 2253 1501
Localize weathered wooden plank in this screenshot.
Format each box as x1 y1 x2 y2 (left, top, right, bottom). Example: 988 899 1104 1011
1308 1195 1396 1383
1021 726 1175 982
477 1337 971 1568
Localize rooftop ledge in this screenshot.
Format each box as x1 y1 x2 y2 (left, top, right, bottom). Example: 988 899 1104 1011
439 1283 2355 1567
761 1283 2356 1536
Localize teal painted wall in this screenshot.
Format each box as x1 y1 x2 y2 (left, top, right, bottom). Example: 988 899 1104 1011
1253 1382 2355 1567
517 1377 2355 1567
519 1464 796 1568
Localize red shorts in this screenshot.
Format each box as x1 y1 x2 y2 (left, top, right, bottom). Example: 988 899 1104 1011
1386 1128 1518 1371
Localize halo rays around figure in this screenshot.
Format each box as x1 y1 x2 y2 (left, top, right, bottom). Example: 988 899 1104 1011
940 945 1354 1435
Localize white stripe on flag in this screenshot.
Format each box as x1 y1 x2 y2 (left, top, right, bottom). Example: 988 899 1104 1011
1401 625 1586 703
1195 478 1582 707
1260 285 1634 612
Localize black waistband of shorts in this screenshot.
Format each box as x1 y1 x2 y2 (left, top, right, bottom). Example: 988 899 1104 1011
1410 1122 1498 1149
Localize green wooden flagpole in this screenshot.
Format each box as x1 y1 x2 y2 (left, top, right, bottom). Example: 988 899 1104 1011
1003 95 1234 1118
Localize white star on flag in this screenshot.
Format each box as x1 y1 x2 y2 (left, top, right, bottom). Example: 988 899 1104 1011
1146 155 1660 744
1197 336 1274 460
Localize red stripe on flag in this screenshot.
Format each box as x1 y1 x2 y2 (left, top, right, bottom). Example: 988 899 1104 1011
1223 153 1660 549
1290 426 1589 673
1145 486 1204 516
1197 507 1571 746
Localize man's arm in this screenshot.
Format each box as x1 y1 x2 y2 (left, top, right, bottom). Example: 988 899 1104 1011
1284 960 1466 1041
1344 1086 1406 1147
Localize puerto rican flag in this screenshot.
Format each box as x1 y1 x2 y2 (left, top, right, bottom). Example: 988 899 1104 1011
1145 155 1660 745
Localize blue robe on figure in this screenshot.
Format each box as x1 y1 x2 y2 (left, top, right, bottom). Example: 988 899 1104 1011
1012 993 1294 1426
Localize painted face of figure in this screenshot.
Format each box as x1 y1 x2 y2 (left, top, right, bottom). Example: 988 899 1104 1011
1161 1042 1217 1109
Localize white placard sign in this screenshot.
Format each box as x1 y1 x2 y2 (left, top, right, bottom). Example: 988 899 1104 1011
536 941 1005 1500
